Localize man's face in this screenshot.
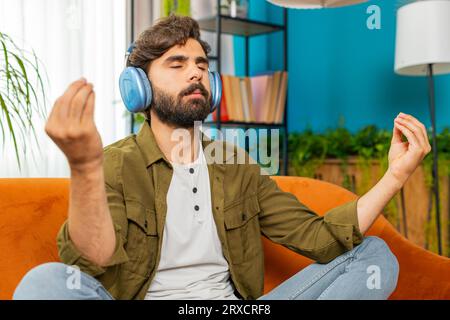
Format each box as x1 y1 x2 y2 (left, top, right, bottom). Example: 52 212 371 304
147 38 212 128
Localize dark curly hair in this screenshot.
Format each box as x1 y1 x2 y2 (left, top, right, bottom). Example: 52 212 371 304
128 14 211 73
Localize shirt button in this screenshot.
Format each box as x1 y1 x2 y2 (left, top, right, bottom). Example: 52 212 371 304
193 187 197 193
189 168 194 174
194 205 200 211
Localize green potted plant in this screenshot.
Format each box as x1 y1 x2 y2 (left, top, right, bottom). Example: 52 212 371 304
0 32 47 169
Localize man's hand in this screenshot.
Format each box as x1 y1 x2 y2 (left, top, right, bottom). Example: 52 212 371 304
45 78 103 173
388 112 432 186
355 112 431 234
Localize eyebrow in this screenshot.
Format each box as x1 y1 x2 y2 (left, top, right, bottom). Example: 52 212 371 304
164 55 209 67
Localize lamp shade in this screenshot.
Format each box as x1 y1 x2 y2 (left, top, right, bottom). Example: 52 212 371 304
395 0 450 76
267 0 368 9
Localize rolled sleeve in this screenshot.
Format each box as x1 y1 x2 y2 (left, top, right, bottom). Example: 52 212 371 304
323 198 364 251
258 174 364 264
56 219 129 277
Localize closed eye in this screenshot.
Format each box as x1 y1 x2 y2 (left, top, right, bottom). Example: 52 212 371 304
171 66 207 70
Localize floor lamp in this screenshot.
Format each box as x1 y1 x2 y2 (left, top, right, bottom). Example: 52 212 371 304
395 0 450 255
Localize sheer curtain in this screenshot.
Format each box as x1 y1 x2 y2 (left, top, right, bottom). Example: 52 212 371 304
0 0 235 177
0 0 128 177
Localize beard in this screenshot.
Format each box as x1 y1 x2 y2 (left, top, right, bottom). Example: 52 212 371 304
150 82 212 129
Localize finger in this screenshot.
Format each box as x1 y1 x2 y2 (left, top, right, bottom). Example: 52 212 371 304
391 123 404 144
399 113 428 146
47 97 67 126
63 77 87 97
395 116 427 150
81 91 95 123
410 116 431 151
394 122 422 152
398 113 429 148
70 83 94 120
60 78 88 117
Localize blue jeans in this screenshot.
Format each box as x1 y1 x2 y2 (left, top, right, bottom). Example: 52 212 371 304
13 236 399 300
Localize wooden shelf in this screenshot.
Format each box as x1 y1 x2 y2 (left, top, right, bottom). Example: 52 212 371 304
198 15 285 37
198 8 289 175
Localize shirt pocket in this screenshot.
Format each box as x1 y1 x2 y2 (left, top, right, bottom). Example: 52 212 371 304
224 194 261 264
125 199 158 277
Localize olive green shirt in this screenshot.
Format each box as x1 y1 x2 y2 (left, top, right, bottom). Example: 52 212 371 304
57 122 364 300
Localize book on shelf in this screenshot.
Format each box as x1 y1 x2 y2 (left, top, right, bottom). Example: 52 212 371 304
211 71 288 124
211 74 229 121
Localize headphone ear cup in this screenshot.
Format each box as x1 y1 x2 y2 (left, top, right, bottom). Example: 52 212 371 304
119 67 153 113
208 70 222 113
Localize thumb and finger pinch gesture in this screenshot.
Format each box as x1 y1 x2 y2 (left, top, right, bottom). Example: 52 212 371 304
388 112 432 186
45 78 103 173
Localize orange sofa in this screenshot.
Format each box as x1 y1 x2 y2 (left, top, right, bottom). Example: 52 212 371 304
0 177 449 300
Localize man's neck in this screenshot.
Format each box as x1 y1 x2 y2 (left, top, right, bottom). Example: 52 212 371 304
149 110 201 165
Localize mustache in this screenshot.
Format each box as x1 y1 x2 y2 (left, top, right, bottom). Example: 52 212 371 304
180 83 209 98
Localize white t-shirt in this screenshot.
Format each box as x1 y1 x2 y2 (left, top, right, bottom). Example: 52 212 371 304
145 142 241 300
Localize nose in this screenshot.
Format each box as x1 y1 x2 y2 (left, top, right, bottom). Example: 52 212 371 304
188 64 203 82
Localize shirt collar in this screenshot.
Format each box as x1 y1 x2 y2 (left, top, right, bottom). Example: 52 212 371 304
135 121 235 168
135 121 167 167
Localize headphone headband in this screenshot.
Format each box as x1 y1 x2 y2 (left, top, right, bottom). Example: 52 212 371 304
124 42 136 67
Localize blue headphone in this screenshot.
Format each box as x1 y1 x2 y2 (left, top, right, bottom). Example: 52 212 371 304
119 42 222 114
